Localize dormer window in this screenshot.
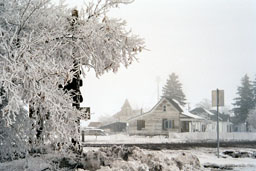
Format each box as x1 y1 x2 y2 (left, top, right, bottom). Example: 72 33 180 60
163 105 166 112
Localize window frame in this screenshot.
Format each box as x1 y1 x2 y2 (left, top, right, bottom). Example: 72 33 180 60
162 119 174 130
163 105 167 112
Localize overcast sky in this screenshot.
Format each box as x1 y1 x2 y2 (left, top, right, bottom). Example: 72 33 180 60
56 0 256 121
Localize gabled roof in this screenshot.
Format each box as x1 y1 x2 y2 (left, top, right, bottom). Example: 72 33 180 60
171 99 203 119
204 109 215 116
151 97 183 113
113 99 133 119
190 107 214 116
209 110 230 122
190 107 226 121
121 99 132 110
128 97 202 121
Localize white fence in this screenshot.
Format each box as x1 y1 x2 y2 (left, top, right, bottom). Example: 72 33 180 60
169 132 256 141
81 132 256 144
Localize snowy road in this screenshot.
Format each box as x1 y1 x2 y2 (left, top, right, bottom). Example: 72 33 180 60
81 141 256 150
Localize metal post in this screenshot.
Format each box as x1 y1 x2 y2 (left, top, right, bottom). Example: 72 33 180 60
82 130 85 142
217 89 220 158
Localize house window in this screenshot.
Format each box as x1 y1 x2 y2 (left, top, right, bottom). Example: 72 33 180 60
137 120 145 130
163 105 166 112
162 119 174 130
202 125 206 132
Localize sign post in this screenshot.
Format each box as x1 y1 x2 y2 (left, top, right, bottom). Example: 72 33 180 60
212 89 224 158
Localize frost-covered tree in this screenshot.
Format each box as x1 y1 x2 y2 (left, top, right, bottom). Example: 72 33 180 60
233 74 254 125
0 0 144 159
195 98 211 110
0 83 33 162
162 73 186 106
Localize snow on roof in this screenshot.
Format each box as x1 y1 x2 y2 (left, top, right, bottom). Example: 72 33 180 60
172 99 203 120
127 97 203 121
182 110 203 119
204 108 215 116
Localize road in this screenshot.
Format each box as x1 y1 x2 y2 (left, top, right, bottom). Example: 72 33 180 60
82 140 256 150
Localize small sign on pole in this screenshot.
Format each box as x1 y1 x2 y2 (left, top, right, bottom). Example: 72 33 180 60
212 89 224 158
80 107 91 120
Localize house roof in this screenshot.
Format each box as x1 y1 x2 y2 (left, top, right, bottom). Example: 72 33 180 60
88 122 102 128
190 107 214 116
209 110 230 122
171 99 203 119
100 121 127 129
113 99 134 119
128 97 202 121
190 107 230 121
122 99 132 109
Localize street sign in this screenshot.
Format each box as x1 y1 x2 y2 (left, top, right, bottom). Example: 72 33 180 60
80 107 90 120
212 90 224 107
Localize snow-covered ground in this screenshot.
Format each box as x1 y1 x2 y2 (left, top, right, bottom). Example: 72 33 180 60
170 148 256 171
3 133 255 170
1 147 255 171
82 147 256 170
82 147 256 171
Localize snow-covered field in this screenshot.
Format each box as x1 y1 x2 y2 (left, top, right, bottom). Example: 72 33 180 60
1 147 255 171
1 133 255 170
179 148 256 171
82 147 256 171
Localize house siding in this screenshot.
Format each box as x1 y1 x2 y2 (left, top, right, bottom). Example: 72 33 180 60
127 99 181 136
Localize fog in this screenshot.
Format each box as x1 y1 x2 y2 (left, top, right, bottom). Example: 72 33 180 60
56 0 256 121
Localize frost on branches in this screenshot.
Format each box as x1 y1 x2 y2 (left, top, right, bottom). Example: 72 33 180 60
0 0 144 161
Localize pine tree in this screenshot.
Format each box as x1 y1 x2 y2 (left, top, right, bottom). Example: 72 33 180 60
162 73 186 106
252 76 256 107
233 74 254 124
247 109 256 130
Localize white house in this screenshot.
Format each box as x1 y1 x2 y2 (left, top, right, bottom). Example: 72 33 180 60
190 107 232 133
127 97 203 136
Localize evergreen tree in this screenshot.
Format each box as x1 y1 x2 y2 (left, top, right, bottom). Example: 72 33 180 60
233 74 254 124
247 109 256 131
162 73 186 106
252 76 256 107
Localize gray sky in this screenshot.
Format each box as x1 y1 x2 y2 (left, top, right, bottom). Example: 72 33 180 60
60 0 256 121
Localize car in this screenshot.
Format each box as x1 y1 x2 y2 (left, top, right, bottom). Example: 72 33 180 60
82 128 107 136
